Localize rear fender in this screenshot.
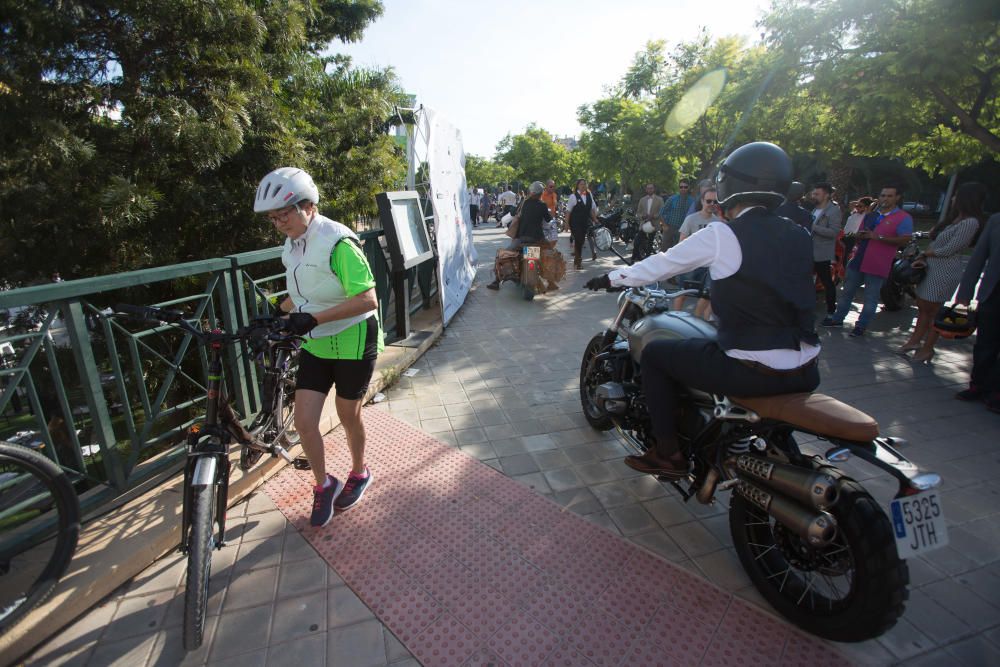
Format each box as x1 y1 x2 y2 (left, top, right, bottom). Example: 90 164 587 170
835 436 940 498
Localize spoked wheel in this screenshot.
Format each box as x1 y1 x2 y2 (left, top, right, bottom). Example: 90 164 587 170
243 352 299 470
183 483 216 651
730 466 908 641
0 443 80 635
579 334 614 431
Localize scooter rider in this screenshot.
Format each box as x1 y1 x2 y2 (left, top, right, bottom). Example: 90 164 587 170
584 142 821 478
487 181 554 290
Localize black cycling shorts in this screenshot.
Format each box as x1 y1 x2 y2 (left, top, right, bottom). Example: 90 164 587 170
295 349 376 400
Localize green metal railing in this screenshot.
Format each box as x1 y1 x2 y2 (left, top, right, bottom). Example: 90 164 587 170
0 231 437 512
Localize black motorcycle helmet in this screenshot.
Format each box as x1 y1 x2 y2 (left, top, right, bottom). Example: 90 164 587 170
890 257 927 286
933 304 977 340
716 141 793 210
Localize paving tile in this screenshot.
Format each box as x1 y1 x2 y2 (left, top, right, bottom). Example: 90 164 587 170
669 519 726 559
210 604 273 661
326 619 387 667
692 548 753 592
899 587 971 646
85 632 157 667
455 427 487 444
606 503 659 537
146 616 218 667
235 537 283 572
383 628 413 663
224 566 278 611
459 442 496 460
409 613 482 666
487 616 559 666
643 495 695 528
549 487 603 516
572 461 617 485
124 553 186 598
265 632 326 667
512 471 552 494
567 610 638 666
241 510 289 542
629 529 686 562
944 634 1000 666
920 578 1000 631
589 481 635 509
498 453 539 476
103 590 174 642
327 583 377 629
543 467 584 493
269 589 327 645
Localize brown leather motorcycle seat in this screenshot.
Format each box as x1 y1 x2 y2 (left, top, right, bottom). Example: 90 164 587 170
731 392 879 443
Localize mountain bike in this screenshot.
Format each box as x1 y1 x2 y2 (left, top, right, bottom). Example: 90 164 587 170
112 304 300 650
0 442 80 635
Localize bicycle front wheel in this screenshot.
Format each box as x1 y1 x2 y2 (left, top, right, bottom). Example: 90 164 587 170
0 442 80 635
183 483 216 651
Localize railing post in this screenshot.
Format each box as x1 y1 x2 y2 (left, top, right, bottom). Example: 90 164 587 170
62 300 127 490
218 265 252 416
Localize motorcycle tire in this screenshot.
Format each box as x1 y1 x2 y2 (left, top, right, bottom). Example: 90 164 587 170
522 286 535 301
880 281 905 311
730 464 908 642
579 334 614 431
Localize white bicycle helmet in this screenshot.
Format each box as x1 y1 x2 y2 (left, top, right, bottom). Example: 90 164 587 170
253 167 320 213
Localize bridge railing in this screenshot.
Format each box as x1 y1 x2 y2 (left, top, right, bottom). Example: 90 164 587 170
0 230 436 513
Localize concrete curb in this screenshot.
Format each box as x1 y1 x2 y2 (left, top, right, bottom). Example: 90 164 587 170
0 308 443 665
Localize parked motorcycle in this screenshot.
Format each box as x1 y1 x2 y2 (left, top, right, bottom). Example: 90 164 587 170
596 207 639 245
580 283 948 641
880 231 928 311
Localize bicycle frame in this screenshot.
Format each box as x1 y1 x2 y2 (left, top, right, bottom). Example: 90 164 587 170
180 335 232 554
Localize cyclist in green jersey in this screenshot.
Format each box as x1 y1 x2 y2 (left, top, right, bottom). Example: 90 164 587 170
254 168 383 527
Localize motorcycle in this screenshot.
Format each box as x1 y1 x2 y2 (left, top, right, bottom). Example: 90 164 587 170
596 207 640 245
580 283 948 641
880 231 929 311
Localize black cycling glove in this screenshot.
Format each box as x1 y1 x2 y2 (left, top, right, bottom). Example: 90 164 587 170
584 274 612 291
286 312 318 335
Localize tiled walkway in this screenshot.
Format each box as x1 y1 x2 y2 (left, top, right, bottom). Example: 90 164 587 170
266 408 850 666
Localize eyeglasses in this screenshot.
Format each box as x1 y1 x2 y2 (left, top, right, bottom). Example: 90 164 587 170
680 185 690 189
704 199 718 204
267 206 298 223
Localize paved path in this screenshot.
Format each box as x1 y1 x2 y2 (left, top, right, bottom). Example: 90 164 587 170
27 225 1000 666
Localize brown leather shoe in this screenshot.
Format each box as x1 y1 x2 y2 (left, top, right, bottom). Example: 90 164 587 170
624 450 689 478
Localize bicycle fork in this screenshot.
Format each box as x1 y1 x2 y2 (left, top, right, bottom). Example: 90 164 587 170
180 433 231 553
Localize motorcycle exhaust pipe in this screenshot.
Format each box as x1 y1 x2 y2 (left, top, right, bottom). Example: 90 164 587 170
736 480 838 548
734 454 839 510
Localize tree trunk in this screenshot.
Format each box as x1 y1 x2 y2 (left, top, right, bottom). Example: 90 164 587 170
828 159 853 207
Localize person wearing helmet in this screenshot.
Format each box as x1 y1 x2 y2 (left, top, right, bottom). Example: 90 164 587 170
585 142 820 478
255 167 382 527
487 181 558 291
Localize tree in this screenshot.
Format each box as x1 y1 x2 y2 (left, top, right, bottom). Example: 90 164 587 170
494 125 576 187
761 0 1000 174
0 0 402 284
620 40 668 100
464 154 515 190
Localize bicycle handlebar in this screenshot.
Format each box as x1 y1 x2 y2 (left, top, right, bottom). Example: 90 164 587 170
109 304 301 345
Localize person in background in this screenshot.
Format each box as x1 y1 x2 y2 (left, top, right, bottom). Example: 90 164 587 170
954 209 1000 412
497 185 517 228
479 189 491 225
658 179 696 251
776 181 813 232
567 178 599 270
901 182 986 362
823 185 913 337
541 180 559 217
842 196 872 261
468 187 480 228
254 167 381 527
673 187 722 318
810 182 844 315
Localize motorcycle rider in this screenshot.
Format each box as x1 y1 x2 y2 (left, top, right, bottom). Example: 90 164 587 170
487 181 557 291
585 142 820 477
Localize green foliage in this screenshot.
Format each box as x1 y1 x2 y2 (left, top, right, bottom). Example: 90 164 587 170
0 0 403 284
464 154 515 189
761 0 1000 173
494 125 579 188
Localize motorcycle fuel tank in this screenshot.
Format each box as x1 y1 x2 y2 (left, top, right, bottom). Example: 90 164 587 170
628 311 717 363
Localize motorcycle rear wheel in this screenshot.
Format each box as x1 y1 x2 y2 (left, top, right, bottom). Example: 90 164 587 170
579 334 614 431
730 465 908 642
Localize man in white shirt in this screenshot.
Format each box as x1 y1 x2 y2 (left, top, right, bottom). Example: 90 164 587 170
468 188 480 228
497 186 518 228
585 143 820 478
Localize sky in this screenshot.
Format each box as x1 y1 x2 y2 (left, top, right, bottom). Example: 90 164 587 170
331 0 772 157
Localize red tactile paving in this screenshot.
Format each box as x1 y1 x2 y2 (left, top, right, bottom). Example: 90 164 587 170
264 407 853 666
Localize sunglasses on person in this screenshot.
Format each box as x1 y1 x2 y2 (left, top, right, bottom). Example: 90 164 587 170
704 198 718 204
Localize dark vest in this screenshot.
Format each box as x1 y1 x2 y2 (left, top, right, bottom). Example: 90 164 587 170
569 192 593 230
517 198 548 241
711 208 820 351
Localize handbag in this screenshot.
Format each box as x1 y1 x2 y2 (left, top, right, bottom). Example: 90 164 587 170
504 216 519 238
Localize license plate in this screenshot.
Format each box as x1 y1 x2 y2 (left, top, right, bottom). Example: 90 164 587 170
889 491 949 557
523 246 541 259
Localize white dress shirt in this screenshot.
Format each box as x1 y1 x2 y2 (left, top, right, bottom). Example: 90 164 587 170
609 207 820 369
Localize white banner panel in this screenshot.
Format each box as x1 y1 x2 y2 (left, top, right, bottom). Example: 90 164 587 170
422 107 477 326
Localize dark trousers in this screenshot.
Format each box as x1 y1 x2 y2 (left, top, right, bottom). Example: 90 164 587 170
641 339 820 456
570 223 588 267
814 260 836 313
470 205 478 224
971 291 1000 394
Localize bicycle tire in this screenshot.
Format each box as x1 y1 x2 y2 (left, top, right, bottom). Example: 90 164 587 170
183 483 215 651
0 442 80 635
274 349 299 448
